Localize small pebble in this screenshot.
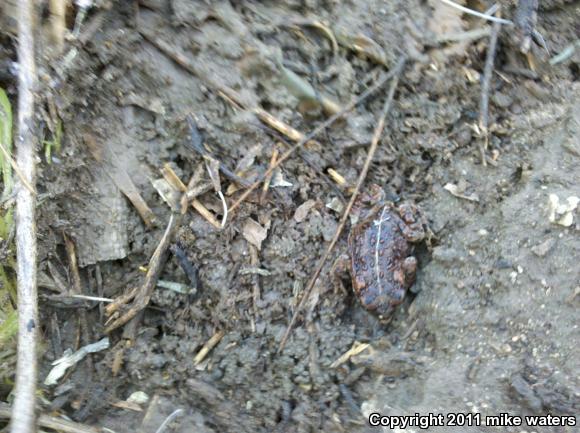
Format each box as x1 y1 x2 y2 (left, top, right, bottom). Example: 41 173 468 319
531 238 556 257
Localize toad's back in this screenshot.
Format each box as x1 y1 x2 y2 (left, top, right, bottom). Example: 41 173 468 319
348 206 413 316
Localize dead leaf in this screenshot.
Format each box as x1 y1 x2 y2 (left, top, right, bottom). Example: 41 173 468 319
444 182 479 202
326 197 344 214
294 200 317 223
271 169 292 187
242 218 268 250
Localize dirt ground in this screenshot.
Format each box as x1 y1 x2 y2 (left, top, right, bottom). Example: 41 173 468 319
1 0 579 432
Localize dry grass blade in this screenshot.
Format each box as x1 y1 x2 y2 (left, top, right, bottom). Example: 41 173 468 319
278 57 406 352
0 89 18 358
0 89 13 198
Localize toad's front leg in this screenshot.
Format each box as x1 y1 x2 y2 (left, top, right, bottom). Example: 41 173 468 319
330 253 351 296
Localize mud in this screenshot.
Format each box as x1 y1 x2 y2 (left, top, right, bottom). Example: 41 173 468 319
1 0 579 432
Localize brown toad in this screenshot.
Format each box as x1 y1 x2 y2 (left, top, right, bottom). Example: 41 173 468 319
343 187 427 320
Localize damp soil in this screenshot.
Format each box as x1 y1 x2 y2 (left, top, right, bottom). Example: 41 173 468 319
2 1 579 432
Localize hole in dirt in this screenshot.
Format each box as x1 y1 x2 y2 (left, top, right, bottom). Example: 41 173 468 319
420 151 433 162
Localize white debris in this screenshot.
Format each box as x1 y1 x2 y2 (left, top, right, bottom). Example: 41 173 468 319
548 194 579 227
45 338 110 386
127 391 150 405
271 169 293 187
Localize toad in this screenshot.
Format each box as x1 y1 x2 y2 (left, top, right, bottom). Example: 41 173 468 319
338 186 428 320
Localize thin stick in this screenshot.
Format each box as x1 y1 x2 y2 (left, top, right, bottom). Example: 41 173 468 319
478 19 501 166
105 212 182 332
161 164 222 229
278 57 406 352
194 330 225 365
229 62 404 214
260 148 278 204
11 0 39 431
49 0 67 54
0 402 101 433
438 0 513 25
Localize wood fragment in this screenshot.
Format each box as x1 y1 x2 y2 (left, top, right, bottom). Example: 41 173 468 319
194 330 225 365
12 0 39 431
278 57 406 352
84 134 157 227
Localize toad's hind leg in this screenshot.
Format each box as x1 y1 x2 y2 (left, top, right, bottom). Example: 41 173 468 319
331 253 350 296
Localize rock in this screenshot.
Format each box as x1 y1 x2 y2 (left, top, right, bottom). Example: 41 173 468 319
531 238 556 257
492 92 513 108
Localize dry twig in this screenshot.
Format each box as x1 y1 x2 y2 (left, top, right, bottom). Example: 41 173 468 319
105 212 183 332
139 29 306 145
161 164 222 229
48 0 67 54
478 19 501 166
63 234 93 370
11 0 39 431
229 64 404 214
194 330 225 365
260 148 279 204
1 403 102 433
278 57 406 352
